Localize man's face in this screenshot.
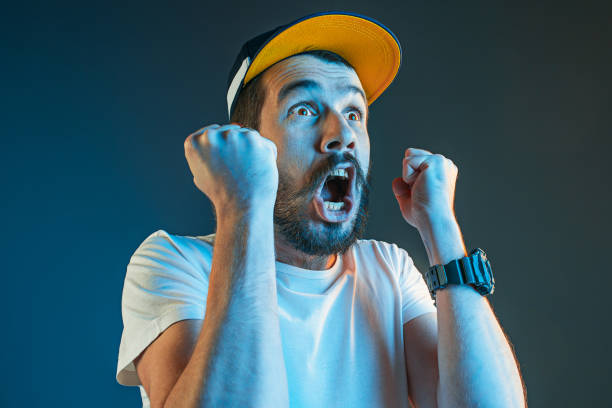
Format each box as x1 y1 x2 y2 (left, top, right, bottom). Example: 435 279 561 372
258 54 372 257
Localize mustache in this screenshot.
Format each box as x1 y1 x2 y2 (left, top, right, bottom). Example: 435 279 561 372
298 152 369 197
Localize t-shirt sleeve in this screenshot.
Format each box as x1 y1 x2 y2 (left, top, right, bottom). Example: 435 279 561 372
395 245 437 325
116 230 210 387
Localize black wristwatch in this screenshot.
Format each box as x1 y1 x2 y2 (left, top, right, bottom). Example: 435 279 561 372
424 248 495 303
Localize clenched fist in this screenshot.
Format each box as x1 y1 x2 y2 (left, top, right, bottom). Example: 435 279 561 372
391 148 458 231
184 124 279 210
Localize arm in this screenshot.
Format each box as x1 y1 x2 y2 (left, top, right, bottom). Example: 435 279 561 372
392 148 526 407
162 202 289 407
420 215 526 407
135 124 288 407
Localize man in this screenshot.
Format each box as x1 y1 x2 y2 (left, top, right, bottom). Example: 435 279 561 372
116 12 526 408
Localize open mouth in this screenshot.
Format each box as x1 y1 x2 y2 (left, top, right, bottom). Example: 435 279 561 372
313 164 357 223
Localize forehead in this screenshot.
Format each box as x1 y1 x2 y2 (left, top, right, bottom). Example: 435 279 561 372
261 54 365 102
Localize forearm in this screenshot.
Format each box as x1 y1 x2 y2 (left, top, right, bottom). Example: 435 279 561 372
165 203 289 408
419 215 526 407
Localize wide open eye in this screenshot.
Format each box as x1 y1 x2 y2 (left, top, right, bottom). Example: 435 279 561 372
346 106 363 121
289 103 316 117
347 112 359 121
297 107 311 116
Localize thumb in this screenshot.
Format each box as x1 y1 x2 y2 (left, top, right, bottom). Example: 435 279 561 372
392 176 411 199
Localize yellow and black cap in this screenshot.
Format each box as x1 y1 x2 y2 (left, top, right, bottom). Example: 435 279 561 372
226 11 402 119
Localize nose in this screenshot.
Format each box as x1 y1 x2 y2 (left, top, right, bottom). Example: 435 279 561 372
319 109 356 154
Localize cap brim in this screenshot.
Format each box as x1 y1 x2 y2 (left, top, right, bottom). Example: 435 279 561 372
243 12 402 105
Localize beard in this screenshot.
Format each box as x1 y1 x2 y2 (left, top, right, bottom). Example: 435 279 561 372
273 152 371 257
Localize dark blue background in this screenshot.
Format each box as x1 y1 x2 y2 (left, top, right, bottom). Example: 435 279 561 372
2 0 610 406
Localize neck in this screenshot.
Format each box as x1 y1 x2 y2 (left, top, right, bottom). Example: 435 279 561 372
273 230 337 270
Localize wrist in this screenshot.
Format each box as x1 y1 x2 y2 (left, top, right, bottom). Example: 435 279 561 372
417 215 467 266
215 197 275 225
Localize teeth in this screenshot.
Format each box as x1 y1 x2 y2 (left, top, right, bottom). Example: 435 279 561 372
324 201 345 211
328 168 348 179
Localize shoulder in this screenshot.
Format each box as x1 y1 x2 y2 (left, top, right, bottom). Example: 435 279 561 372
126 229 216 288
348 238 417 284
352 237 413 266
132 229 215 263
134 228 215 252
118 229 214 388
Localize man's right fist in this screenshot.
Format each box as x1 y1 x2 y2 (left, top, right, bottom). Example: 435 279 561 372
184 124 279 210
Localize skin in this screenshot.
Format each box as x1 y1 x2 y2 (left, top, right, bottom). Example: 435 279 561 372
257 54 371 270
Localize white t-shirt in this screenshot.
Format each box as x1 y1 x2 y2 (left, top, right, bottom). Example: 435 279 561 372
116 229 436 407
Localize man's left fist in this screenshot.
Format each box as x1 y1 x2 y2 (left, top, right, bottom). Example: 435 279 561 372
391 148 459 230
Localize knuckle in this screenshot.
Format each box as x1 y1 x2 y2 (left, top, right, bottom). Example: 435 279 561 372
198 124 219 139
434 154 448 165
185 133 198 151
239 126 253 135
207 124 221 134
244 128 260 139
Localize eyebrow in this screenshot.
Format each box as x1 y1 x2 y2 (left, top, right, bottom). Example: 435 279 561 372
277 79 367 108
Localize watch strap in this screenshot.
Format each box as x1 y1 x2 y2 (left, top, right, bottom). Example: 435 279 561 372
425 248 495 301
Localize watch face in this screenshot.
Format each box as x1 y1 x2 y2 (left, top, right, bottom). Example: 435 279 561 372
473 247 487 262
